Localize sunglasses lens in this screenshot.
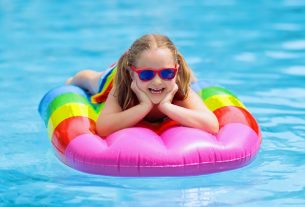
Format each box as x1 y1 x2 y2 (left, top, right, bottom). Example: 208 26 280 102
160 69 176 79
139 70 155 81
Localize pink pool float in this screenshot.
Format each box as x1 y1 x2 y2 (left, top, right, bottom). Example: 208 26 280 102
38 81 261 176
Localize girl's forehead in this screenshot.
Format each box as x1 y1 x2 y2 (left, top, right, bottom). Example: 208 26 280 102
136 48 175 67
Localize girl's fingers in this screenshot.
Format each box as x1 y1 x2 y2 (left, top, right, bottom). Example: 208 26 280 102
131 81 140 93
168 84 178 96
131 81 151 105
172 84 178 94
161 84 178 104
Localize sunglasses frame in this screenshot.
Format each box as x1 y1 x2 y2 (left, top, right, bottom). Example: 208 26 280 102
130 65 178 81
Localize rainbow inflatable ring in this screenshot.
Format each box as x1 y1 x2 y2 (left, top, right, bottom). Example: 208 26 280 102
38 81 261 177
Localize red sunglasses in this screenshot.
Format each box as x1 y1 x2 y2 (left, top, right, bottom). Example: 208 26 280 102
130 65 178 81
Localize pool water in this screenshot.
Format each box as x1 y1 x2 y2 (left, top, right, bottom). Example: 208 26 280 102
1 0 305 206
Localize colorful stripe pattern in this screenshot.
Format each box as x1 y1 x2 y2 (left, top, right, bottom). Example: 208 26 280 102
39 85 102 158
91 63 117 104
193 82 261 141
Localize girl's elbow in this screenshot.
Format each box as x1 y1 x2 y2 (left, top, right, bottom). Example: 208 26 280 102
210 121 219 134
97 127 113 137
203 115 219 134
209 115 220 134
96 122 112 137
207 112 219 134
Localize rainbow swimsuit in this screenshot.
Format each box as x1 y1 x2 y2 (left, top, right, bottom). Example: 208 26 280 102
91 63 117 104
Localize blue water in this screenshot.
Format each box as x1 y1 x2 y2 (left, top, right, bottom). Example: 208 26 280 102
1 0 305 206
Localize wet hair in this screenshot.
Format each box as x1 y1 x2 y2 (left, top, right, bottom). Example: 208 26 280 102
114 34 196 110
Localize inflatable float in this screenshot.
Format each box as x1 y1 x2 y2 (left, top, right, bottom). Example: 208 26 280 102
38 80 261 176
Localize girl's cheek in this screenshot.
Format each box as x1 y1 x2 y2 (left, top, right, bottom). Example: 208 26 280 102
135 79 148 91
167 81 176 90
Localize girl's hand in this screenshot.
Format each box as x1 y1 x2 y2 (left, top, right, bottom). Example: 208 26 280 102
131 81 153 109
159 84 178 109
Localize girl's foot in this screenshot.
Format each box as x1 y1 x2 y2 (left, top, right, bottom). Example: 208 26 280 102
65 77 73 85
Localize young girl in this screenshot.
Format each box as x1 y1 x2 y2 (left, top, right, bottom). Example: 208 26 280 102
66 34 219 136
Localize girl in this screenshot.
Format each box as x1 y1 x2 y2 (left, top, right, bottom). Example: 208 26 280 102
66 34 219 136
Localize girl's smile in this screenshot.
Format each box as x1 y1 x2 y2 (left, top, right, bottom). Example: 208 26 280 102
148 88 165 94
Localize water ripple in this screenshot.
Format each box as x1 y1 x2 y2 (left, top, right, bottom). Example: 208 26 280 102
282 40 305 50
283 66 305 76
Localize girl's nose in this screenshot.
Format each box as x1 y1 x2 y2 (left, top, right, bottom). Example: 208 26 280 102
151 74 162 85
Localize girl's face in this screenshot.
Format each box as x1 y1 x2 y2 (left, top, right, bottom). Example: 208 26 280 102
132 48 178 104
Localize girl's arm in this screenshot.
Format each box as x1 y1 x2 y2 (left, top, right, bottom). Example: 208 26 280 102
96 82 153 137
158 87 219 134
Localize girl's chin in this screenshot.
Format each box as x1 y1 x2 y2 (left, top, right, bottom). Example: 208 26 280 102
151 100 161 104
149 96 163 104
146 91 166 104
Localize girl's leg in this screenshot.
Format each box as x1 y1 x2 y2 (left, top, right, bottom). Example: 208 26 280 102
66 70 103 94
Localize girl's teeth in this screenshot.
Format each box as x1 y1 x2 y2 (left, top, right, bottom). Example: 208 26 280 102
149 88 163 94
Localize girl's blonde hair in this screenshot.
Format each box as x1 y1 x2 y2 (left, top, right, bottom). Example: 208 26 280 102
114 34 196 110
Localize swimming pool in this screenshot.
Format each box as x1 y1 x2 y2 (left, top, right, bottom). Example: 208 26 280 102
1 0 305 206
